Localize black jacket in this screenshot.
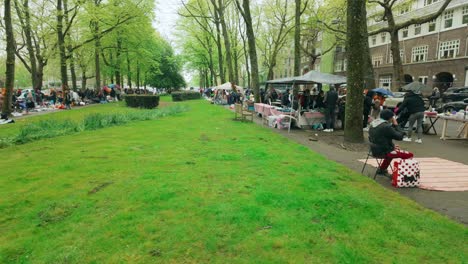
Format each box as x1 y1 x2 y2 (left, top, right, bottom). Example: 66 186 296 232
363 95 373 114
397 93 425 115
324 90 338 108
368 119 405 156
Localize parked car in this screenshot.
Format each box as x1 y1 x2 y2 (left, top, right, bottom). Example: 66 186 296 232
441 87 468 103
438 98 468 113
383 92 406 109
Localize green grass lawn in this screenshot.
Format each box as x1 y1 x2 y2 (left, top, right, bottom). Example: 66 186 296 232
0 99 466 263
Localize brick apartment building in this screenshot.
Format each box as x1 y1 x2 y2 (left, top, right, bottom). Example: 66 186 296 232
274 0 468 93
335 0 468 92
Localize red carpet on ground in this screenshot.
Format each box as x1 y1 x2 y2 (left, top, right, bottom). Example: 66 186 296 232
359 157 468 191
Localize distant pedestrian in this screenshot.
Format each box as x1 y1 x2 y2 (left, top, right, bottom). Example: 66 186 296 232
429 87 440 109
363 91 374 129
397 91 425 143
323 86 339 132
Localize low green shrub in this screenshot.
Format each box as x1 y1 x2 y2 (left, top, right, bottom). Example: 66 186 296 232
14 119 83 144
171 91 201 101
124 95 160 109
0 105 189 148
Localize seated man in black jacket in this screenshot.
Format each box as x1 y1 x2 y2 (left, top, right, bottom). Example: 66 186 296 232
369 109 414 175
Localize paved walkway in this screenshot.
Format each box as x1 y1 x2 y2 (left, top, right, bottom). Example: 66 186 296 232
240 107 468 225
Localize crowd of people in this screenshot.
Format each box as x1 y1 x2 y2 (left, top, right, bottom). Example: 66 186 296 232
1 85 139 115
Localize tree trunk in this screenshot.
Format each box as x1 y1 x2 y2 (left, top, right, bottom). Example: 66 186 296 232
239 21 250 88
213 9 225 84
233 47 239 85
3 0 15 115
344 0 368 143
241 0 260 102
136 61 140 89
208 44 215 86
294 0 301 77
16 0 38 89
56 0 68 87
293 0 302 95
36 64 44 91
216 0 234 83
63 0 77 91
126 52 132 88
388 15 404 90
116 38 122 86
93 1 101 91
81 72 87 92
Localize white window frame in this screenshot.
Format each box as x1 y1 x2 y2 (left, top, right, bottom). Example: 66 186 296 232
412 45 428 63
402 26 409 38
379 76 392 90
424 0 441 6
388 49 405 64
418 76 428 85
428 19 436 32
334 60 343 72
371 35 377 45
462 6 468 24
414 24 421 35
444 10 453 29
372 55 383 67
438 40 460 59
380 32 387 43
399 4 411 15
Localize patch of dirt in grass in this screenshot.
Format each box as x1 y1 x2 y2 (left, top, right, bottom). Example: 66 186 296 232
37 203 78 227
149 249 162 257
88 182 114 195
199 134 210 142
310 131 368 152
158 102 172 108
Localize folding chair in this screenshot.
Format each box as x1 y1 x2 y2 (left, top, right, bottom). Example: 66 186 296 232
361 138 393 180
234 103 253 122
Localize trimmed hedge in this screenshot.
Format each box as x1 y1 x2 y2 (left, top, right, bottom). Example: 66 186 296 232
171 91 201 101
124 95 160 109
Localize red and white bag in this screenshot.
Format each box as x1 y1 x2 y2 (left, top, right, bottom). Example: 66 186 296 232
392 159 420 188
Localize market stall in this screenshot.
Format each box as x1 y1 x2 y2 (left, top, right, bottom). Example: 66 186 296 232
266 70 346 131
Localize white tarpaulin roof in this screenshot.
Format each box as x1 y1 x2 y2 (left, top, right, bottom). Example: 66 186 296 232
214 82 244 93
266 70 346 85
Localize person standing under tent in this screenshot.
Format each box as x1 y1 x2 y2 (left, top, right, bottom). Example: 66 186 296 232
323 86 339 132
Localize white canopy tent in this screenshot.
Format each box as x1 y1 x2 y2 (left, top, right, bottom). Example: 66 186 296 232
214 82 244 94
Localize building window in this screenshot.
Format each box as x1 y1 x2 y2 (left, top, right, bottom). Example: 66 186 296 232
372 55 383 67
444 10 453 28
380 32 387 43
424 0 440 6
428 19 436 32
371 35 377 45
414 24 421 35
418 76 428 84
379 76 392 90
412 45 428 62
463 6 468 24
438 39 460 59
399 4 411 15
334 60 343 72
402 26 409 38
389 49 405 64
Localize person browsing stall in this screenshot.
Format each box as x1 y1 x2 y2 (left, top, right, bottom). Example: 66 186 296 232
369 109 414 176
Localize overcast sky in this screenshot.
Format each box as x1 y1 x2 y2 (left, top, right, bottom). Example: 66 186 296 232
153 0 183 43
